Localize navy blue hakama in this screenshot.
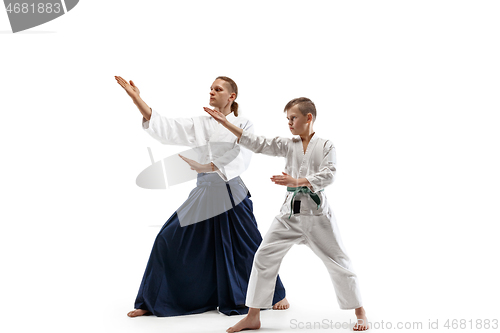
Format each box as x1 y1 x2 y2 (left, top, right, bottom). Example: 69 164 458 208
134 173 286 316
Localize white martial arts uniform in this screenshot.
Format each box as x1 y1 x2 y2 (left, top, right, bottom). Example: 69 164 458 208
239 131 363 310
143 109 253 182
142 109 254 226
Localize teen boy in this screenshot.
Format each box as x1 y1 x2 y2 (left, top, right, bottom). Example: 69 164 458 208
204 98 368 331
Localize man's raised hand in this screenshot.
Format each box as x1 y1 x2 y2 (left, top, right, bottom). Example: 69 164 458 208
115 76 141 99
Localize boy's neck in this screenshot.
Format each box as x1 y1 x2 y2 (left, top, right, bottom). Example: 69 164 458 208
298 127 315 142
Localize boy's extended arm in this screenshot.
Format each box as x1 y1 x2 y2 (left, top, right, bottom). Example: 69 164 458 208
238 131 289 157
203 107 289 157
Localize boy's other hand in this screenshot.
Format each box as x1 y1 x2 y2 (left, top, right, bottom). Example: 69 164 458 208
270 172 299 187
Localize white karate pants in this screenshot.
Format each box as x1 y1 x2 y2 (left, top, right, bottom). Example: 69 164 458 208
245 212 363 310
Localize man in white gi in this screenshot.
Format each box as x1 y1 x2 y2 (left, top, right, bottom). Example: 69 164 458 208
114 75 290 317
204 97 369 331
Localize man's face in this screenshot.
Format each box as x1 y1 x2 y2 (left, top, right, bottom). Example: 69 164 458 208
286 105 311 135
209 79 234 109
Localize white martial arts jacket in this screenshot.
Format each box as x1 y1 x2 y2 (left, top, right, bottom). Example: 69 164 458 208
240 131 363 310
239 131 336 218
142 109 254 182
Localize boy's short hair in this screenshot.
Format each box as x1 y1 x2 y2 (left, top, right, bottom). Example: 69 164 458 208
284 97 316 121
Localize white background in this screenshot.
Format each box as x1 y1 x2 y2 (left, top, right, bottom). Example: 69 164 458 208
1 1 499 332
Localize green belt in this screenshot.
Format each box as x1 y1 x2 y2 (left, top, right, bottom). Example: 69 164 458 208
286 186 322 218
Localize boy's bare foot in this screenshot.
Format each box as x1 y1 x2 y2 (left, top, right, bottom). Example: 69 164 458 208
127 309 150 317
227 308 261 333
272 297 290 310
353 307 369 331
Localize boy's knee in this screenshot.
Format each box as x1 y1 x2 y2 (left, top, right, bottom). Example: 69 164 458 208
253 246 282 270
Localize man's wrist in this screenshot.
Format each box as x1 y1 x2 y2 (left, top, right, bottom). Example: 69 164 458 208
131 94 142 104
205 163 215 173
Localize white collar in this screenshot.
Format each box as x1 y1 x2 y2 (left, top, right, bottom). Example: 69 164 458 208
226 111 236 121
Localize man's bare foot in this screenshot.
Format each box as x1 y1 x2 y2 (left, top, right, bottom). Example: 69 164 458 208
127 309 150 317
353 307 369 331
227 308 261 333
272 297 290 310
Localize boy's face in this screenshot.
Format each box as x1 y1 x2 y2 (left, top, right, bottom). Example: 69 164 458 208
286 105 312 136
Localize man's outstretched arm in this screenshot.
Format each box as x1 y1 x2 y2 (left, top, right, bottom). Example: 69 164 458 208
115 76 152 121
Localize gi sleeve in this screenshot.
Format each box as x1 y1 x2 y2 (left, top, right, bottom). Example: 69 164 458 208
305 140 337 192
238 130 290 157
212 119 254 181
142 109 198 146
